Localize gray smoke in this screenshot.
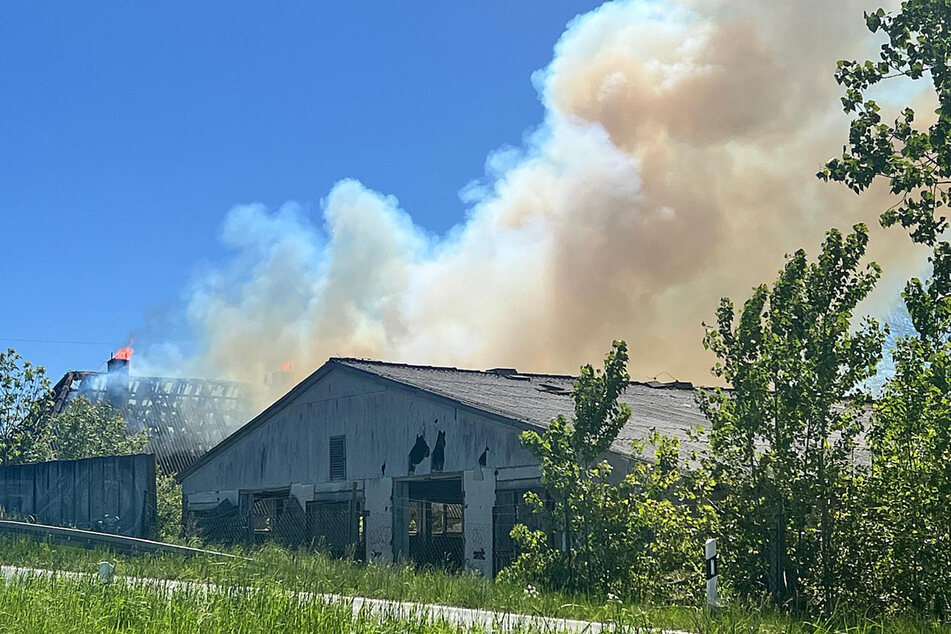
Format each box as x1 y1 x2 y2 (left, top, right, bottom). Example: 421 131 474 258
142 0 930 407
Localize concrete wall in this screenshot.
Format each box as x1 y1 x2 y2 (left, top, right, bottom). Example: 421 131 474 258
0 454 156 538
182 367 542 574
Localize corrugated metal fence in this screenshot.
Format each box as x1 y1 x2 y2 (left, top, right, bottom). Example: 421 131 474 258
0 454 156 539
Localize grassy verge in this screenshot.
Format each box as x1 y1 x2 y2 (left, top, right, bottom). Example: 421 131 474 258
0 536 947 633
0 574 551 634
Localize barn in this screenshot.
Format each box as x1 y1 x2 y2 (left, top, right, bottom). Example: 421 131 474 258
177 357 707 576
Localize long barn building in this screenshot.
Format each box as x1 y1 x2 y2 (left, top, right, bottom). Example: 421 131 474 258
177 357 706 577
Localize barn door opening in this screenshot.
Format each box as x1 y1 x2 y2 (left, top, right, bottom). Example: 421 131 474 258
403 477 464 570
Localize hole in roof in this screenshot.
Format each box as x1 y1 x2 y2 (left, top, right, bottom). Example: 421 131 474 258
537 383 571 395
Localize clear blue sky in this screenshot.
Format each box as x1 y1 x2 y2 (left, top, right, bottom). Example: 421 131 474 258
0 2 602 380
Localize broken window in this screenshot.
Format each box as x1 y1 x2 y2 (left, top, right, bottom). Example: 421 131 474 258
251 497 285 535
430 502 463 536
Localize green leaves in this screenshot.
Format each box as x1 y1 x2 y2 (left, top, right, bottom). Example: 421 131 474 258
700 225 884 610
823 0 951 305
49 397 149 462
503 342 716 603
0 348 151 468
571 340 632 463
818 2 951 615
0 348 53 465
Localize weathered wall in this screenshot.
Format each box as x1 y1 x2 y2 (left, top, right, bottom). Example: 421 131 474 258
181 367 545 573
182 367 539 494
0 454 156 538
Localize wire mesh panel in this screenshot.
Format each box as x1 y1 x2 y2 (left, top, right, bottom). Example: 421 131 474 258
406 499 464 571
184 499 246 543
186 491 365 560
493 487 547 576
306 500 365 559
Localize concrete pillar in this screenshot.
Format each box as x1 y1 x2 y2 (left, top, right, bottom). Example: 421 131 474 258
463 468 496 577
364 477 393 564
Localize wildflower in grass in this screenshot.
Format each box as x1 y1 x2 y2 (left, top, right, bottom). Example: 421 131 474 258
523 584 538 599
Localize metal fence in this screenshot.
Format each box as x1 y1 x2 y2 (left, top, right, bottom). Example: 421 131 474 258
185 494 366 559
492 487 548 576
406 499 464 570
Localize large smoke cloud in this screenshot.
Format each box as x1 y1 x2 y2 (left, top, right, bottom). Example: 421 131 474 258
147 0 929 404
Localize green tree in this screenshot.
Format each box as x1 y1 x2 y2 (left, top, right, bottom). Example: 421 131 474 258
700 225 885 611
0 348 54 465
859 336 951 615
819 0 951 344
49 397 149 461
502 341 716 602
155 469 183 542
819 1 951 616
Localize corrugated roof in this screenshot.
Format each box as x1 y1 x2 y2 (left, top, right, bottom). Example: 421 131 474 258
331 358 709 458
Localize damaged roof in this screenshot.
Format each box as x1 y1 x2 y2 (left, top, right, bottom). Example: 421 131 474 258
51 371 254 474
331 358 709 458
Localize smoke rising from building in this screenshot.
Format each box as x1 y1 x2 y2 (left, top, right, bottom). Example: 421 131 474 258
144 0 929 406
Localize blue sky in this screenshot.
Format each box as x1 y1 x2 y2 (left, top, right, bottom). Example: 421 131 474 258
0 2 602 380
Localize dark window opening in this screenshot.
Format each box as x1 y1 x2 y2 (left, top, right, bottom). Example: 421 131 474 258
306 499 365 559
329 435 346 481
430 501 462 535
402 477 465 571
493 487 551 576
251 491 289 536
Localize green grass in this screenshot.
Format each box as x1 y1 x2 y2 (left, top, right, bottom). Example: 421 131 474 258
0 574 551 633
0 536 947 633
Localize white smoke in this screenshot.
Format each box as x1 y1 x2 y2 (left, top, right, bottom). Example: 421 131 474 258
142 0 929 404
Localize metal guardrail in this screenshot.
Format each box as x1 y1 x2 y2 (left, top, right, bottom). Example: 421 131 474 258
0 520 238 559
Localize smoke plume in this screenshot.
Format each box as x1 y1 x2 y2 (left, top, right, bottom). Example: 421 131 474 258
146 0 930 404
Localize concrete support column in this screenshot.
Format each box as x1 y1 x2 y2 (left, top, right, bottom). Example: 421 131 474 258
463 468 496 577
364 477 393 564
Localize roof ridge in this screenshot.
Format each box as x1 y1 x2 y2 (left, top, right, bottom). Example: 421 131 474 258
331 356 576 379
330 357 710 390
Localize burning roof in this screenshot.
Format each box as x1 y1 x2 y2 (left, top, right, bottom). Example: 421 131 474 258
50 359 254 474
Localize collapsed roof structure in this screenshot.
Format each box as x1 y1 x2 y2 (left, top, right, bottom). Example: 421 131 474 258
50 356 254 474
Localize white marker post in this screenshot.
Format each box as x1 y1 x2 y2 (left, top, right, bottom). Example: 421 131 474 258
704 538 718 610
98 561 115 584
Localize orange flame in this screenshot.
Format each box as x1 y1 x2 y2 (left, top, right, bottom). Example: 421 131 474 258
113 339 134 361
280 359 295 372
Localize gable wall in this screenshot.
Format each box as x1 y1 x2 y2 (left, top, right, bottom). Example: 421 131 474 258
181 367 539 495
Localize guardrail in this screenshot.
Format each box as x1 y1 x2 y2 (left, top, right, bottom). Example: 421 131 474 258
0 520 238 559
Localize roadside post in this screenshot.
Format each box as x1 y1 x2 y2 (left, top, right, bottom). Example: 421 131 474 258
98 561 115 584
704 538 718 610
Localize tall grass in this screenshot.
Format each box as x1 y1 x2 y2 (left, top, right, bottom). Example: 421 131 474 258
0 574 553 634
0 536 947 633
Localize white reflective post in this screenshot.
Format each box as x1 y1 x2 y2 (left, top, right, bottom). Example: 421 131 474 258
98 561 115 584
704 538 718 609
